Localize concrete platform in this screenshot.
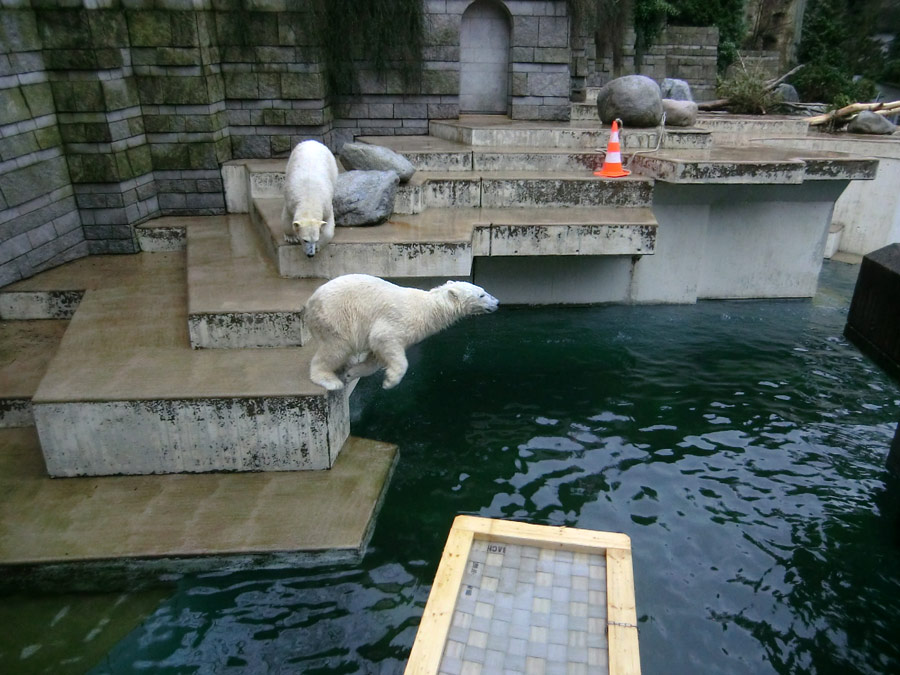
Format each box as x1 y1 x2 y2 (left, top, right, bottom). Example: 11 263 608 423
29 252 350 476
429 115 711 149
186 214 324 348
0 254 166 320
0 426 398 583
251 202 657 280
214 115 880 302
233 158 655 216
630 146 878 184
0 320 68 427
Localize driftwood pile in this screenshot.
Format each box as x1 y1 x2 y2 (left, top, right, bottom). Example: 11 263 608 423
806 100 900 126
697 64 805 112
698 61 899 127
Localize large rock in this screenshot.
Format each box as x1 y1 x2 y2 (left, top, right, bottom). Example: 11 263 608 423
596 75 664 128
661 77 693 101
774 83 799 103
847 110 898 135
340 143 416 182
334 170 399 227
662 99 698 127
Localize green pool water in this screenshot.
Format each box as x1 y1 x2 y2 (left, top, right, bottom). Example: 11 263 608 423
7 260 900 674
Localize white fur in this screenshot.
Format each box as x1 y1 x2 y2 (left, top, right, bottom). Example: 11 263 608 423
305 274 499 390
281 139 339 257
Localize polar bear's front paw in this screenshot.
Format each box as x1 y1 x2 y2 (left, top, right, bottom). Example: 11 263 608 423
284 233 302 245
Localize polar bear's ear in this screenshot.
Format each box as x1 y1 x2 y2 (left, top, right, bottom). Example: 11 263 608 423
445 283 460 299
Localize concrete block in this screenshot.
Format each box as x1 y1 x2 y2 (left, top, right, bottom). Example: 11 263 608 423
34 391 350 477
278 239 474 280
137 224 185 252
537 16 568 48
487 221 655 257
0 290 84 320
481 177 653 209
845 243 900 381
188 311 307 349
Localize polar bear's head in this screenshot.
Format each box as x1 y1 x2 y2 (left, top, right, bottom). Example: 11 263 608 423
293 218 327 257
440 281 499 315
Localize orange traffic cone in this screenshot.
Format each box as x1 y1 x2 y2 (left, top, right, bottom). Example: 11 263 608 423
594 120 631 178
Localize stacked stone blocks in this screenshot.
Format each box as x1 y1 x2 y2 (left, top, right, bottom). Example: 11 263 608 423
509 1 571 121
586 25 720 102
0 7 85 286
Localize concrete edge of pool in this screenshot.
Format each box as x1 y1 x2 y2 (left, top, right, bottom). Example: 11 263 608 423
0 428 398 591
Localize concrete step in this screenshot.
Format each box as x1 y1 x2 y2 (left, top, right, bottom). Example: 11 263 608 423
251 201 657 279
0 427 398 579
29 251 350 477
357 135 612 173
135 215 191 252
395 170 654 213
0 319 68 427
0 255 162 320
185 214 324 349
428 116 710 149
239 160 654 214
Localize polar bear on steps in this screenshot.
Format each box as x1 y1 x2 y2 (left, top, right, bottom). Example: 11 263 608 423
282 139 339 257
305 274 499 390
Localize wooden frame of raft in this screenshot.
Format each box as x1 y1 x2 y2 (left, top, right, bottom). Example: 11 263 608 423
405 515 641 674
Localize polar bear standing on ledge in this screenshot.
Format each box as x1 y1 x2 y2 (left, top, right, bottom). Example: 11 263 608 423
282 139 338 257
305 274 499 390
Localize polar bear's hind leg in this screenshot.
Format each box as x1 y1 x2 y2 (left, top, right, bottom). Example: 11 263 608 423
342 352 383 383
310 345 350 391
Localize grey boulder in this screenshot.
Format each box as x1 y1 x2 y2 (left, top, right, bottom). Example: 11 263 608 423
334 170 399 227
340 142 416 182
662 99 699 127
774 83 800 103
596 75 664 128
847 110 898 135
661 77 693 101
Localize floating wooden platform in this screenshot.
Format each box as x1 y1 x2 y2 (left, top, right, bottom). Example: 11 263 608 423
406 516 640 675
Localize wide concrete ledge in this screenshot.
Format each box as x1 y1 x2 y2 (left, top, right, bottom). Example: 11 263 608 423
752 134 900 256
31 253 349 476
695 114 811 144
186 215 324 348
251 201 657 279
429 115 711 149
632 180 851 302
233 158 655 216
0 427 398 584
629 146 878 184
0 320 68 427
359 135 673 173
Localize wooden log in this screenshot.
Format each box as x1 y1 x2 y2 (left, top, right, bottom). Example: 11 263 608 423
808 100 900 126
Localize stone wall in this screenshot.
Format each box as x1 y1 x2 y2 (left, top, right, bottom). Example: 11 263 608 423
507 0 571 121
0 9 86 286
0 0 578 286
584 25 720 102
